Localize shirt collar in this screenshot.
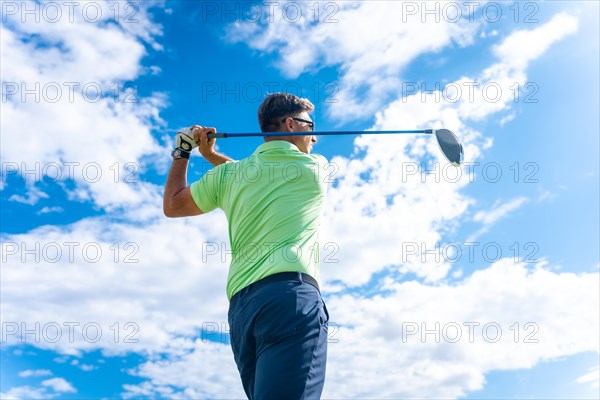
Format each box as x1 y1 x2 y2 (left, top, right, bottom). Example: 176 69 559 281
253 140 301 155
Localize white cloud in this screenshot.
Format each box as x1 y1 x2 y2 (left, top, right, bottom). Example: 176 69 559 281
226 1 483 120
40 378 76 393
79 364 96 372
120 260 599 399
499 111 516 126
473 197 528 226
576 366 600 389
469 192 554 241
319 260 599 398
8 187 49 205
1 376 75 399
315 13 578 287
18 369 52 378
0 386 47 400
460 12 579 120
467 196 529 240
1 1 167 212
36 206 64 215
0 213 231 355
122 339 244 399
492 13 579 71
70 359 96 371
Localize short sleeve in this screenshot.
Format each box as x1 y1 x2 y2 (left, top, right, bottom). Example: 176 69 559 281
190 166 225 213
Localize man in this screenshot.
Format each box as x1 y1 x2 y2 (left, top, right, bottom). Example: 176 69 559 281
163 93 329 400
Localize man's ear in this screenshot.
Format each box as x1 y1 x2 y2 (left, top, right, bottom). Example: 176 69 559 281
281 117 293 132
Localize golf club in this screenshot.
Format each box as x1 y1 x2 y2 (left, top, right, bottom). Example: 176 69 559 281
207 129 464 166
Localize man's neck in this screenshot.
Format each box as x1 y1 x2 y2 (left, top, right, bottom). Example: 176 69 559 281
264 136 289 142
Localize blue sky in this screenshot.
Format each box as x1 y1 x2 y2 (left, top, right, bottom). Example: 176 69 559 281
1 1 599 399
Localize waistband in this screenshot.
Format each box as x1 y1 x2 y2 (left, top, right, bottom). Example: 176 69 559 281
230 272 320 305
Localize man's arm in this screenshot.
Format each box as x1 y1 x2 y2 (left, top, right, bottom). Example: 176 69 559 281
163 126 231 218
163 158 202 218
203 151 234 167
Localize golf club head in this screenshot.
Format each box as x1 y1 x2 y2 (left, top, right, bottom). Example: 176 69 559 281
435 129 464 166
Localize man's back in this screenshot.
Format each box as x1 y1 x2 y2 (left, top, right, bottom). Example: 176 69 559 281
164 92 330 399
190 140 328 300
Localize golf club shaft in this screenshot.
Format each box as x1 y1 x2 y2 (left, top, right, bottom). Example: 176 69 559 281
208 129 434 139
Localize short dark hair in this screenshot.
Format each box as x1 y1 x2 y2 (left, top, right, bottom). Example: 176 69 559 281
257 93 314 132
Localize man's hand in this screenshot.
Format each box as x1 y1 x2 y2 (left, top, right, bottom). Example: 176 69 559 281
175 128 198 153
176 124 233 167
191 125 218 159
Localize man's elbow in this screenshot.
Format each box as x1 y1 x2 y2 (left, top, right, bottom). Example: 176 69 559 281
163 199 203 218
163 200 179 218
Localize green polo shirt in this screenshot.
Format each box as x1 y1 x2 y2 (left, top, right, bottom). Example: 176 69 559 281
190 140 329 300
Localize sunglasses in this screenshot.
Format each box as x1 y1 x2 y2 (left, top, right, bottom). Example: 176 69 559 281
281 117 314 132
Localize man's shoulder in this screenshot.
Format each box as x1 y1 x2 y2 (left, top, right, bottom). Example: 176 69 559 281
310 153 328 164
304 153 329 170
211 159 238 171
198 160 239 183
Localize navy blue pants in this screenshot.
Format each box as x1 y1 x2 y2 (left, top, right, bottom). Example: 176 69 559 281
228 272 329 400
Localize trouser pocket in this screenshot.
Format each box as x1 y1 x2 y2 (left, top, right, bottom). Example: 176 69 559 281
319 299 330 326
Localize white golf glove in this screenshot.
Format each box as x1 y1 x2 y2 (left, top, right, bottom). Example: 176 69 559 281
176 127 198 152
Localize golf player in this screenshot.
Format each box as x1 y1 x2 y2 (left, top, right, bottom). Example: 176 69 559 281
163 93 330 399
